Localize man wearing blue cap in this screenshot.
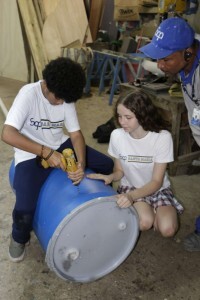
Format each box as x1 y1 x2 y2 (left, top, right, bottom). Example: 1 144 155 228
139 17 200 252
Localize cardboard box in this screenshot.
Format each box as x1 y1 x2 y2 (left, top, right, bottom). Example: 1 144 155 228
115 0 143 6
114 0 158 21
139 6 158 13
158 0 186 13
131 19 159 38
114 6 140 21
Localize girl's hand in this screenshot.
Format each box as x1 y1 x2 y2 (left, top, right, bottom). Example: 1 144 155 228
87 173 113 185
116 193 134 208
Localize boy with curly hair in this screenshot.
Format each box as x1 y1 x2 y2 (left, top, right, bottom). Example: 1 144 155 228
1 57 114 262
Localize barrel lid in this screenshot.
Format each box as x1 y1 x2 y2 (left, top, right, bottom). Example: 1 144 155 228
45 195 139 283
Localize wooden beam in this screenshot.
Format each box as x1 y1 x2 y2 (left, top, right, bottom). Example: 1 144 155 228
17 0 49 80
33 0 44 33
89 0 104 41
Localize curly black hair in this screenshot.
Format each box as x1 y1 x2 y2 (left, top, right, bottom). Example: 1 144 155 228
114 90 169 132
42 57 86 103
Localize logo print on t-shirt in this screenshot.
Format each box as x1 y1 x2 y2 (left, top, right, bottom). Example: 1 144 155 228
128 155 153 163
30 118 64 130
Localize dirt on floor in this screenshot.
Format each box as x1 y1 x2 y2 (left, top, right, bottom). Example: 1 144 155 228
0 81 200 300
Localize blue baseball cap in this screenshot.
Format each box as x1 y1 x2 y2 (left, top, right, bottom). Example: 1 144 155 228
139 17 195 59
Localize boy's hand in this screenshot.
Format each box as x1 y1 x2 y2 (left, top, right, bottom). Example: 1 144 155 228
67 162 84 185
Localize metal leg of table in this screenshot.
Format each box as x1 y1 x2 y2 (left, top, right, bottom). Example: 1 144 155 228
109 57 120 105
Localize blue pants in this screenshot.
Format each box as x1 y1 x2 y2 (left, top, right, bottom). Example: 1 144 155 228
12 139 114 244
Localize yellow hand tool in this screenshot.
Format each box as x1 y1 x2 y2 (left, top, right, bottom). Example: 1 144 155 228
41 148 77 172
62 148 77 172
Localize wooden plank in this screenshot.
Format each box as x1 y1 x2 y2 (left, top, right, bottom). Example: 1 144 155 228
42 0 92 60
37 0 47 22
83 0 91 18
89 0 104 41
17 0 49 79
100 0 118 41
33 0 44 32
0 0 28 82
41 0 60 18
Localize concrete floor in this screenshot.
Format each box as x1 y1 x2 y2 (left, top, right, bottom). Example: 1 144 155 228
0 77 200 300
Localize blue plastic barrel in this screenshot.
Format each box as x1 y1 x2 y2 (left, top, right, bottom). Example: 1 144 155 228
9 161 139 283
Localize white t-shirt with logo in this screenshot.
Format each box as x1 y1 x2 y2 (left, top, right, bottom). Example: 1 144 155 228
108 128 173 190
180 63 200 147
4 81 80 165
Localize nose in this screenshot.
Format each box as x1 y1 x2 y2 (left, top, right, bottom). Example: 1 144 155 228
119 117 126 126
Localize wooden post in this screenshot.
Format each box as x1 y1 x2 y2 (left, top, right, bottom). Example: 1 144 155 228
17 0 49 80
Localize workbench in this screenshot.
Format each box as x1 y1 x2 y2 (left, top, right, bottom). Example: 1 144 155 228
120 83 200 176
85 50 145 105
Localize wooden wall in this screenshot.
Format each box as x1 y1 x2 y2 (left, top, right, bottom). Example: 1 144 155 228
0 0 93 82
0 0 200 82
0 0 28 82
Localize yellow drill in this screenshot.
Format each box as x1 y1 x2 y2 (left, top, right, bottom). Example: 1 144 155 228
41 148 77 172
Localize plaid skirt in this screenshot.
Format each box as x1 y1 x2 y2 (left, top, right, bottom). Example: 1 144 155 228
117 185 184 214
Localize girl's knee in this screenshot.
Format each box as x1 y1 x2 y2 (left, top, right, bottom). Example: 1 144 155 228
139 217 154 231
155 206 178 237
159 223 178 237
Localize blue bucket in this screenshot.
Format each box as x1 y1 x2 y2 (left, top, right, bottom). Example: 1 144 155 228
9 161 139 283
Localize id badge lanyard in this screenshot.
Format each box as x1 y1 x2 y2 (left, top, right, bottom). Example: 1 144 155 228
181 64 200 127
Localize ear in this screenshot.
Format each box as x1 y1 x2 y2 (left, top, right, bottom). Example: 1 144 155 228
42 80 47 88
184 48 193 61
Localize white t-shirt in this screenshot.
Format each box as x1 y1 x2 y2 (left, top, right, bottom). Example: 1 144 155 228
180 63 200 147
4 81 80 165
108 129 173 190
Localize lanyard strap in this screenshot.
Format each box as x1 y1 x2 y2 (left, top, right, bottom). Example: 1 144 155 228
181 63 200 106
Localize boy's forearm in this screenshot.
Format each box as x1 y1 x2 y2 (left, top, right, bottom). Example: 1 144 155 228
2 124 44 156
70 130 86 168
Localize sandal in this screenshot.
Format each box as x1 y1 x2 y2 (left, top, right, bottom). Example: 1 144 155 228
183 232 200 252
